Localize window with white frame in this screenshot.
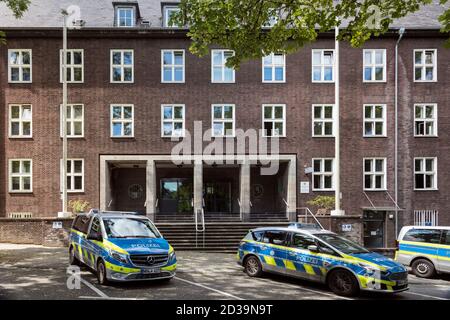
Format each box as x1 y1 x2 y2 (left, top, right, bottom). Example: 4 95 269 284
414 157 437 190
62 159 84 192
364 158 386 190
211 50 235 83
363 49 386 82
364 104 386 137
9 159 32 192
162 50 185 83
262 104 285 137
414 49 437 82
262 53 285 82
161 105 185 137
414 104 437 137
60 104 84 138
8 49 32 83
163 5 181 27
111 105 134 137
116 7 135 27
111 50 134 83
312 104 334 137
212 104 235 137
312 158 334 191
312 49 334 82
9 104 32 138
414 210 439 226
60 49 84 83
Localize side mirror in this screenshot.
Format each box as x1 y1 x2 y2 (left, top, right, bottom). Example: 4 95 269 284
307 245 319 253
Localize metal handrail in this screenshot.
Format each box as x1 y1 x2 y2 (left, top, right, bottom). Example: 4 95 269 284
195 208 205 232
296 207 325 230
155 198 159 208
237 198 241 207
107 199 113 208
282 198 289 209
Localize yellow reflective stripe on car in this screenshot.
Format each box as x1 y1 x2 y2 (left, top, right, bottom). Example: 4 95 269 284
397 250 450 261
303 264 315 275
341 254 388 271
263 255 277 266
91 239 128 254
105 261 140 273
357 275 396 287
284 259 296 271
70 229 86 238
161 263 177 271
168 245 174 254
400 240 450 250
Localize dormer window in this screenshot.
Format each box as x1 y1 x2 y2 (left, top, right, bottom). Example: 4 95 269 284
163 5 181 27
117 6 135 27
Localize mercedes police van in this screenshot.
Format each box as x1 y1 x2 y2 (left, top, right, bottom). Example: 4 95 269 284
69 210 176 284
237 226 408 297
395 226 450 278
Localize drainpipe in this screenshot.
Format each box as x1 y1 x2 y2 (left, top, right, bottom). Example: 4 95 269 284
395 27 405 238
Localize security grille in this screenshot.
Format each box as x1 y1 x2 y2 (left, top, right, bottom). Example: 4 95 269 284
413 210 438 226
8 212 33 218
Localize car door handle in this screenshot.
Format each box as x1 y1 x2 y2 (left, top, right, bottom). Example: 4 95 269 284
288 251 296 256
259 246 267 250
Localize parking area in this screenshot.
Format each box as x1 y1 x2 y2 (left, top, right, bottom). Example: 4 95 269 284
0 244 449 300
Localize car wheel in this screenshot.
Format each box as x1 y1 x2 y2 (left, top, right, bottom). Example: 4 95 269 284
412 259 435 278
244 256 263 277
327 269 359 297
69 246 80 266
97 260 109 285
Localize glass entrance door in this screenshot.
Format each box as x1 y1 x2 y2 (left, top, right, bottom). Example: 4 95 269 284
204 181 232 213
363 210 386 248
160 178 193 213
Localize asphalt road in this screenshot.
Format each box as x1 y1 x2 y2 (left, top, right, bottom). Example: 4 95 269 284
0 244 449 300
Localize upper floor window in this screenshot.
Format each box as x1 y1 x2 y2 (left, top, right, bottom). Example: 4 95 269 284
62 159 84 193
364 158 386 191
9 104 32 138
111 49 134 83
117 7 135 27
363 49 386 82
262 53 285 83
163 5 181 27
312 158 334 191
9 159 32 193
363 104 386 137
211 50 235 83
212 104 235 137
111 104 134 138
60 49 84 83
414 49 437 82
414 157 437 190
162 50 185 83
8 49 32 83
414 104 437 137
312 104 334 137
262 104 286 137
312 49 334 82
60 104 84 138
161 104 185 137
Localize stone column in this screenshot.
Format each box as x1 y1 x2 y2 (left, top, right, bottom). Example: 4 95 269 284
286 159 297 222
193 159 203 215
240 160 251 221
146 159 157 221
99 159 111 211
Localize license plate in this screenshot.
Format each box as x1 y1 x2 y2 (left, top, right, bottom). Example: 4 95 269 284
142 268 160 274
397 280 407 286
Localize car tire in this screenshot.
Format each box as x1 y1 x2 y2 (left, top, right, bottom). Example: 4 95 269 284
69 246 80 266
412 259 435 278
97 260 109 285
244 256 263 277
327 269 360 297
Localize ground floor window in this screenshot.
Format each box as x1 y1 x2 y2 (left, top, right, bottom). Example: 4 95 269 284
62 159 84 192
312 158 334 191
160 178 193 213
413 210 439 226
9 159 32 192
414 157 437 190
363 158 386 190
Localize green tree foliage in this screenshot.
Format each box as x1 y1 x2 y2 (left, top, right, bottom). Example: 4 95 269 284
173 0 449 68
0 0 30 43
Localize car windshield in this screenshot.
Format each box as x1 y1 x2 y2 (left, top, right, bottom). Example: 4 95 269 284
315 233 369 254
103 218 161 239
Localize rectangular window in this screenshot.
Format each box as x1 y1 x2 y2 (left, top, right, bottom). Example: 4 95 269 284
62 159 84 192
60 49 84 83
364 158 386 191
9 104 32 138
262 104 286 137
262 53 285 83
117 7 135 27
363 104 386 137
8 49 32 83
163 5 181 27
9 159 32 193
110 50 134 83
211 50 235 83
414 49 437 82
414 157 437 190
161 50 185 83
363 49 386 82
414 104 437 137
312 49 334 82
414 210 439 226
111 104 134 138
312 158 334 191
60 104 84 138
161 104 185 137
312 104 334 137
212 104 235 137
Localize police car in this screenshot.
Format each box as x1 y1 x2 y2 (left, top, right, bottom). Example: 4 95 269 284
237 226 408 297
69 210 176 284
395 226 450 278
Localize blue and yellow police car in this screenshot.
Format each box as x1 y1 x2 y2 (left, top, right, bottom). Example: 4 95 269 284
69 210 176 284
237 226 408 296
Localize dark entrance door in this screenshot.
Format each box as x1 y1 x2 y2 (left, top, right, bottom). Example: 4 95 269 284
363 210 385 248
112 168 146 214
160 178 193 213
204 181 232 213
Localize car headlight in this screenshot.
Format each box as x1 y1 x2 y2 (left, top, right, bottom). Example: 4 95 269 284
110 250 128 264
358 263 380 276
169 251 176 261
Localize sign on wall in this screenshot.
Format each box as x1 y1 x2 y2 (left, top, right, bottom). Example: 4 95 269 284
300 181 310 194
52 221 63 229
342 224 352 232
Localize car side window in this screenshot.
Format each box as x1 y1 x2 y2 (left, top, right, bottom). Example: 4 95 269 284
443 231 450 245
262 231 288 246
317 240 340 256
403 229 442 244
252 231 264 242
73 215 91 234
291 233 316 250
88 217 101 239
